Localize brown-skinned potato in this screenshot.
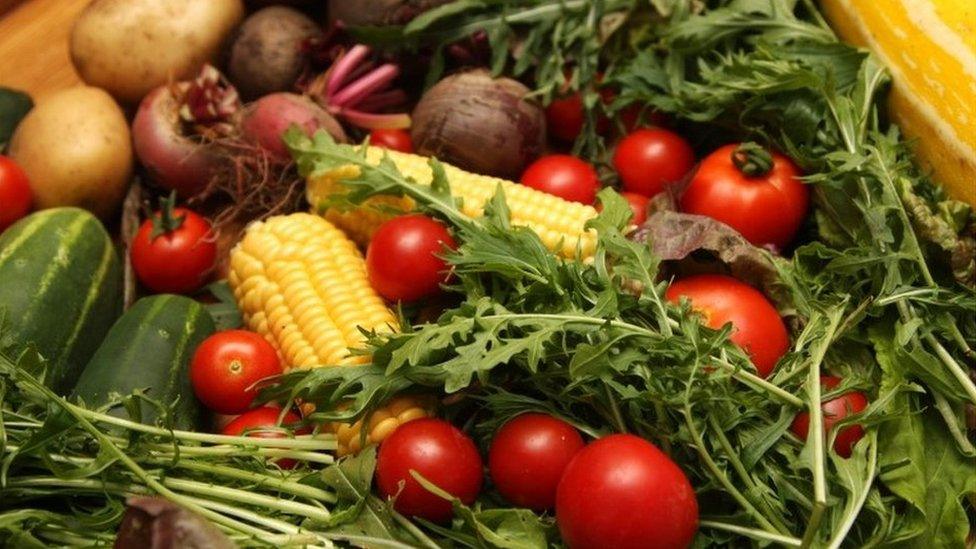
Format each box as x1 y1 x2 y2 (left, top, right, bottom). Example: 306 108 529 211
70 0 245 104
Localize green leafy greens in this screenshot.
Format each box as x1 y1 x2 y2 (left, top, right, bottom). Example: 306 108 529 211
282 0 975 545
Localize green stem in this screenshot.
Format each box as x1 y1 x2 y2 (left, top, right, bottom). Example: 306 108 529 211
825 433 878 549
681 402 781 533
74 406 335 450
699 520 802 547
798 307 844 547
161 478 332 521
931 391 976 455
603 382 628 434
707 415 790 533
732 142 774 177
148 459 337 502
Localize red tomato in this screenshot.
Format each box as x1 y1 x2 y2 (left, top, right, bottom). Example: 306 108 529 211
190 330 283 415
488 413 584 510
131 207 217 294
791 376 868 458
366 215 457 302
520 155 600 205
0 155 32 232
376 418 483 522
369 128 413 153
665 274 788 378
221 406 305 468
681 143 809 249
613 128 695 198
556 434 698 549
546 92 587 143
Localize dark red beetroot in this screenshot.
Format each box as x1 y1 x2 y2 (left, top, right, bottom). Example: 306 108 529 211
131 66 240 198
240 92 347 160
411 70 546 179
227 6 324 100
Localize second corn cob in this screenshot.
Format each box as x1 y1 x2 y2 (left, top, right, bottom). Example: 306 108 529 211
229 213 432 455
306 146 600 259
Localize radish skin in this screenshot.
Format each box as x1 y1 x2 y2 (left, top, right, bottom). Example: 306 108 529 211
241 93 348 159
132 86 225 198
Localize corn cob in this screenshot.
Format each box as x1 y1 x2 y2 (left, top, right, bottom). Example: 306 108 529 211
229 213 397 369
229 213 432 453
306 146 600 259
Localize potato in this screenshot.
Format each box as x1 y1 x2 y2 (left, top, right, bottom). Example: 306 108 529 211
9 87 133 219
70 0 245 104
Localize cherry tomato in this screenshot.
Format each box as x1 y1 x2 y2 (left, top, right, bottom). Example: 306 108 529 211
681 143 809 249
366 215 457 302
376 418 483 522
131 207 217 294
0 155 32 232
520 155 600 205
546 92 588 143
369 128 413 153
190 330 283 415
221 406 305 468
488 413 584 510
546 74 615 142
613 128 695 198
665 274 788 378
556 434 698 549
791 376 868 458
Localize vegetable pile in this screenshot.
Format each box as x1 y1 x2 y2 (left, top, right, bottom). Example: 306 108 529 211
1 1 974 548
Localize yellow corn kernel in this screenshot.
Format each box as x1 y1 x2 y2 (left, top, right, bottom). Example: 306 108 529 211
228 213 398 371
328 394 437 456
306 147 599 259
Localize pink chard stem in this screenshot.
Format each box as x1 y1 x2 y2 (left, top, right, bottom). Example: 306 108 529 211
330 64 401 109
326 44 371 99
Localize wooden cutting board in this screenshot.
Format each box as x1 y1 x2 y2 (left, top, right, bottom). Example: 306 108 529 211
0 0 87 99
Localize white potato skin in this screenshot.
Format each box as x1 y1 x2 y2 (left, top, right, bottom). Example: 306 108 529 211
70 0 246 104
9 87 134 219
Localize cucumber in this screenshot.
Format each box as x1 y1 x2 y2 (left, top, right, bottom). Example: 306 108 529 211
71 295 215 430
0 207 123 393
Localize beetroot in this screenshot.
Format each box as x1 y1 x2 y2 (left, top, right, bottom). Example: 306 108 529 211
131 66 240 197
227 6 323 100
240 92 347 159
411 70 545 179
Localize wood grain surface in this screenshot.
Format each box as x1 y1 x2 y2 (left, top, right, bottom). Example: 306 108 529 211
0 0 87 99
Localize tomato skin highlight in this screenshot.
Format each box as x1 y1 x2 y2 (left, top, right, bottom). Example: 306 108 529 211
613 128 695 198
556 434 698 549
366 215 457 303
190 330 283 415
680 144 809 249
131 208 217 294
488 413 584 510
665 274 788 378
520 155 600 205
221 406 305 468
0 155 32 232
791 376 868 458
376 418 483 522
369 128 414 153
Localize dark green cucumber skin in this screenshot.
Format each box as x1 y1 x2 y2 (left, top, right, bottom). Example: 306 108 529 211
0 207 123 394
71 295 215 430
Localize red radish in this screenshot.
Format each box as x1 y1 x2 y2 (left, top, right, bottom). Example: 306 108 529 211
132 66 240 198
240 92 348 159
